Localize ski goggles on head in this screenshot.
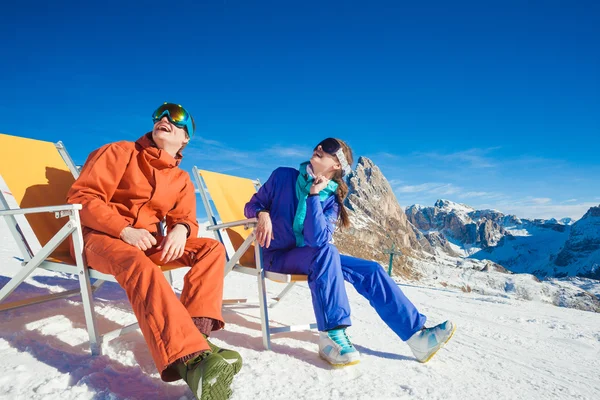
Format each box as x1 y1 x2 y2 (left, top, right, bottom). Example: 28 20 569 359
151 102 195 138
315 137 352 176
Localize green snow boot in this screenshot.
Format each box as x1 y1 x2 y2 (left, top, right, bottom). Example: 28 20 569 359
176 351 235 400
204 335 243 375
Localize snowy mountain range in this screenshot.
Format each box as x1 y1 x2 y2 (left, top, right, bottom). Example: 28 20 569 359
407 199 600 280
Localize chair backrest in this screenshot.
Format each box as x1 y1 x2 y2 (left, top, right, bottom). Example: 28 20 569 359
0 133 77 262
196 169 259 267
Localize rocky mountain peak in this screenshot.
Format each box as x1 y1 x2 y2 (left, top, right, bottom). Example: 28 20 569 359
554 205 600 278
334 157 427 277
407 199 507 249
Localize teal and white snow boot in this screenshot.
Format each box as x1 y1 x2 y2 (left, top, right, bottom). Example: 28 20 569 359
406 320 456 363
318 328 360 367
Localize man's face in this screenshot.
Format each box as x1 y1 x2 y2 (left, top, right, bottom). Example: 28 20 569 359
151 116 189 152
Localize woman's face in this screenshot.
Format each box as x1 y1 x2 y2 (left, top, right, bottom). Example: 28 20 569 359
310 145 340 177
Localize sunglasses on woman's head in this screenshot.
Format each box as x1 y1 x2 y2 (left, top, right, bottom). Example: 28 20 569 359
315 138 341 155
314 138 352 176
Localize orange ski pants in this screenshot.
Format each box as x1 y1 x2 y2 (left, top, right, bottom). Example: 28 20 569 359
80 230 226 381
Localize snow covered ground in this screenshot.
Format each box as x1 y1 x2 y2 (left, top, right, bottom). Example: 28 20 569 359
1 220 600 399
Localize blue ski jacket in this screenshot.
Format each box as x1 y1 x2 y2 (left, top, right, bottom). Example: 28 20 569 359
244 167 339 261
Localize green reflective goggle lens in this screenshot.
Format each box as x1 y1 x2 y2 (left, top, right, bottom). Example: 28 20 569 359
151 103 195 137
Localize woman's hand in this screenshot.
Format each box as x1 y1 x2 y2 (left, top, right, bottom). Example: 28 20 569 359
310 174 330 195
255 212 274 248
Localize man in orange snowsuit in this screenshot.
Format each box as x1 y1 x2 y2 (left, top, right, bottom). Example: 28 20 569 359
67 103 240 400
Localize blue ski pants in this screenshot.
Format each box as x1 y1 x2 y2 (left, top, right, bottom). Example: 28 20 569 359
264 243 426 341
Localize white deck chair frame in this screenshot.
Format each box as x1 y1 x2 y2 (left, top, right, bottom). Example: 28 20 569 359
192 167 317 350
0 140 173 355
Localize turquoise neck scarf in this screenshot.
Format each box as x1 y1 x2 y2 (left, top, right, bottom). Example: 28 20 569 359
293 162 338 247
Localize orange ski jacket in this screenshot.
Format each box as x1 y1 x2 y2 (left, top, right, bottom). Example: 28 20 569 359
67 133 198 239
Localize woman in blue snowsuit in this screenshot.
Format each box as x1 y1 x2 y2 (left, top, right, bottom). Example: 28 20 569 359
244 138 455 366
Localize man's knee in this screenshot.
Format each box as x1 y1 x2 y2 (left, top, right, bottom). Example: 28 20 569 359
84 232 152 274
186 238 226 270
187 237 226 256
209 239 226 257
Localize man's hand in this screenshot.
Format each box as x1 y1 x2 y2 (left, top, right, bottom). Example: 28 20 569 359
310 174 331 195
157 224 188 264
120 227 157 251
255 212 274 248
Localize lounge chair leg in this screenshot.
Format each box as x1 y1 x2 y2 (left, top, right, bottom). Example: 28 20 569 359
72 225 101 356
255 243 272 350
270 282 296 308
257 270 272 350
79 272 101 356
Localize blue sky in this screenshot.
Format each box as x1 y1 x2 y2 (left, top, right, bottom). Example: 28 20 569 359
1 0 598 220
